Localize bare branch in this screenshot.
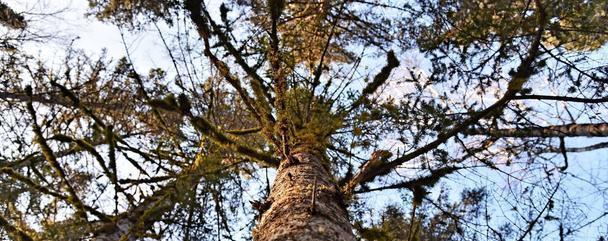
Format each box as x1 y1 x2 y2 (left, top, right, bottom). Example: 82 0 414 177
465 123 608 137
513 94 608 103
544 141 608 153
353 166 460 194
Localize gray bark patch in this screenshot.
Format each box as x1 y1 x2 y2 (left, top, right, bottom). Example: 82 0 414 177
253 153 355 241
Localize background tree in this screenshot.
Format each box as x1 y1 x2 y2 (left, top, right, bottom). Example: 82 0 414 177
0 0 608 240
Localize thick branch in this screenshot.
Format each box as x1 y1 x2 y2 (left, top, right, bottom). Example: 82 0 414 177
354 166 460 194
545 141 608 153
0 2 26 29
513 94 608 103
0 91 124 109
189 115 279 167
226 127 262 135
466 123 608 137
342 150 392 194
348 51 399 111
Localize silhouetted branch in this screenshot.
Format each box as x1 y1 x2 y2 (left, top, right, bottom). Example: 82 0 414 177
465 123 608 137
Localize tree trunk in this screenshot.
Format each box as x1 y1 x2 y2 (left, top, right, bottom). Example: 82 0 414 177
253 152 355 241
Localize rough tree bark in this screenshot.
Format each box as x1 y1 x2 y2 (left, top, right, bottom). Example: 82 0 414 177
253 152 355 241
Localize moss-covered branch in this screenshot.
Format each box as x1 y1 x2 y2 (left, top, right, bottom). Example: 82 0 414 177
0 213 36 241
0 2 26 29
93 141 211 240
350 2 548 186
0 167 110 221
189 115 279 167
348 51 400 111
25 86 88 220
148 93 279 167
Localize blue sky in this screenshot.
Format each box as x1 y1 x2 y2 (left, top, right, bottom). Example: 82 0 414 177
3 0 608 240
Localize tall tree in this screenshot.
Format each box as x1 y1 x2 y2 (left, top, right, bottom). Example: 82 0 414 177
1 0 608 240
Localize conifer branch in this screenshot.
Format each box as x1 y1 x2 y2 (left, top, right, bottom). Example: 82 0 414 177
185 0 264 123
51 135 112 176
226 127 262 135
0 91 125 109
189 115 279 167
353 166 460 194
25 87 88 220
0 168 110 221
185 0 284 154
93 141 211 240
352 2 548 187
0 133 139 170
46 81 156 176
0 213 35 241
199 5 276 113
50 134 123 199
303 0 350 125
347 50 400 112
0 2 26 29
50 81 106 129
147 92 279 167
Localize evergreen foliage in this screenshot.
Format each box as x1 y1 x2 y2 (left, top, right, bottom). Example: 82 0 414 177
0 0 607 240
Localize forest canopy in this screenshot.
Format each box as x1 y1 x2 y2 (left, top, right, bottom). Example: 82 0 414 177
0 0 607 240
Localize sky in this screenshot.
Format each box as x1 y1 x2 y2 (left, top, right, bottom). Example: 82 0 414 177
2 0 608 240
